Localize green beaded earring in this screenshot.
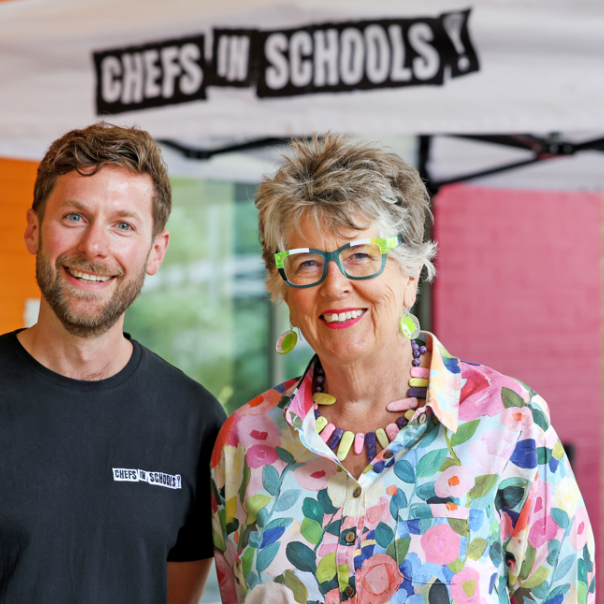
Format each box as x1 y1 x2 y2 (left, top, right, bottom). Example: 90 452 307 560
400 312 421 339
276 328 298 355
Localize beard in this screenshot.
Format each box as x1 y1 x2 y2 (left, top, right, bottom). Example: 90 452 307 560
36 248 147 339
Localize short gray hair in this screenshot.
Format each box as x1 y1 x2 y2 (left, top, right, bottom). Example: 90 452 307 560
256 133 437 301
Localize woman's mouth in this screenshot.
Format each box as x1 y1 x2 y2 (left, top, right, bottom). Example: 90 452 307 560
320 309 366 329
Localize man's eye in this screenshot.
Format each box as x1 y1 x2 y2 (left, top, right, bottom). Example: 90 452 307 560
117 222 132 231
67 213 81 222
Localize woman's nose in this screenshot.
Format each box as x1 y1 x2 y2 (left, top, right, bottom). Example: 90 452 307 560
320 259 351 296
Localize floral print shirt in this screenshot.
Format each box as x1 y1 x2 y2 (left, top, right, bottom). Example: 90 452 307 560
210 333 595 604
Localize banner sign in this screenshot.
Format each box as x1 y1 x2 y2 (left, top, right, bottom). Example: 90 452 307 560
94 35 206 114
94 10 478 114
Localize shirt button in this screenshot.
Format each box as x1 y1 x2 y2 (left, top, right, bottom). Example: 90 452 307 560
344 586 355 598
352 487 362 498
383 451 393 459
418 412 427 424
344 531 356 543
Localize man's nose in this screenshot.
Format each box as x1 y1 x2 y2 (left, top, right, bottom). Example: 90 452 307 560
77 222 110 260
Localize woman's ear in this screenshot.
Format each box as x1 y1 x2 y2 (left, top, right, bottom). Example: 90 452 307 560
403 272 420 310
281 290 297 328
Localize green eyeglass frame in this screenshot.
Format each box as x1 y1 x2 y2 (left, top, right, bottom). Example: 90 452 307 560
274 236 403 288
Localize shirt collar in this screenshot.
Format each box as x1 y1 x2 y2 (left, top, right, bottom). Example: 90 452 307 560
283 331 462 433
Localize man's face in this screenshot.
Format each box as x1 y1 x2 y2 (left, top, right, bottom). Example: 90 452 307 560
26 165 168 338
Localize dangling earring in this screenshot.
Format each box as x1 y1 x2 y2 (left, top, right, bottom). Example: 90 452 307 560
400 312 421 339
276 327 298 355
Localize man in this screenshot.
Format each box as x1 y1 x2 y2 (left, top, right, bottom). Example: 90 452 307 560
0 123 226 603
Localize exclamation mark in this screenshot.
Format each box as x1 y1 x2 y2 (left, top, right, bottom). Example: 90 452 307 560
444 13 470 72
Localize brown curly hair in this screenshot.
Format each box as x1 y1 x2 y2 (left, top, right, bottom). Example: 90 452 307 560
33 122 171 237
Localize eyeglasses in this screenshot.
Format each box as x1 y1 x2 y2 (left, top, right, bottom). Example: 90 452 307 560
275 236 403 288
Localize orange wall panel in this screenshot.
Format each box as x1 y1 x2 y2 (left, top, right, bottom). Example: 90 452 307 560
0 158 39 334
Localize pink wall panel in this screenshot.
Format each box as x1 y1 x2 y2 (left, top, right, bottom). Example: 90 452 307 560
433 184 602 583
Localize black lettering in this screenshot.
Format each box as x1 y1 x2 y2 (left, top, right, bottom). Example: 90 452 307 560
255 12 475 98
180 44 203 93
408 23 440 80
289 30 312 88
313 29 339 86
339 28 364 86
143 49 161 97
210 29 255 88
364 25 390 84
94 35 206 115
264 33 289 90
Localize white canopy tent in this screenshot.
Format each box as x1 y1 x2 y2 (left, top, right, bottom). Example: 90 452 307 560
0 0 603 168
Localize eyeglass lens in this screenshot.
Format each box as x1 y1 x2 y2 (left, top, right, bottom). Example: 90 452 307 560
283 243 384 286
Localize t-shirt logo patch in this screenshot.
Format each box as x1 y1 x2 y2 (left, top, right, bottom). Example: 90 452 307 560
112 468 182 489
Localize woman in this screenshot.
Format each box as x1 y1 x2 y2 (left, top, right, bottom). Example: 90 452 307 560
210 135 594 604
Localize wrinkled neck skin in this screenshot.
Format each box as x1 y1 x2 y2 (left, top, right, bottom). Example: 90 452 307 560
317 331 425 424
17 299 133 382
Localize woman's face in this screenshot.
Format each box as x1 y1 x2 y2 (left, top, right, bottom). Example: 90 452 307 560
283 214 418 366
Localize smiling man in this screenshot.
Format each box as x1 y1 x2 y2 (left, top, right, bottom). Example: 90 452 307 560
0 123 225 604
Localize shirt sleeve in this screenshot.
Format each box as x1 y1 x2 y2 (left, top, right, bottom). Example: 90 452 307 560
500 400 595 604
168 402 226 562
210 429 242 604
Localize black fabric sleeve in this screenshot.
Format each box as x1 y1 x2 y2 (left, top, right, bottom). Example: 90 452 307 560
167 402 226 562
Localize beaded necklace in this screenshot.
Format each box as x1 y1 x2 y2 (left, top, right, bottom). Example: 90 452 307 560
313 339 429 463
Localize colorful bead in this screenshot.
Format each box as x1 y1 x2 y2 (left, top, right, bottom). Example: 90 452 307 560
321 423 336 442
312 343 429 462
337 431 355 461
354 433 365 455
328 427 344 450
396 416 408 429
365 432 377 462
410 367 430 379
376 428 389 449
313 392 337 406
386 398 418 412
386 423 399 441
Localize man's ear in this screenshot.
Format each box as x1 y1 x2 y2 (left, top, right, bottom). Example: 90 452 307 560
24 208 40 255
146 230 170 276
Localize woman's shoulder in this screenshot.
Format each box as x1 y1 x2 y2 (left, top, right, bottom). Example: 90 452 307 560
210 377 300 468
457 358 552 433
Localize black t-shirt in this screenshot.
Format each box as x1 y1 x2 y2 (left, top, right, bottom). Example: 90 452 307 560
0 330 226 604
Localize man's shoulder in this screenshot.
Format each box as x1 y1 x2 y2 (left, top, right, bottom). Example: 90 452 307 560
133 339 225 417
0 330 21 351
0 330 25 367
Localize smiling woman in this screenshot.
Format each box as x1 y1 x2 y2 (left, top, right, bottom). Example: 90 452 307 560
209 134 595 604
